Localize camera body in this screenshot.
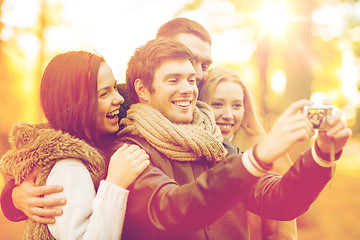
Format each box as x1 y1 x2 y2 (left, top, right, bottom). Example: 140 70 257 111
304 105 333 130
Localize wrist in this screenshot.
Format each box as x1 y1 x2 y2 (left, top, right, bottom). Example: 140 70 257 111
253 142 274 165
252 144 273 171
315 140 342 161
242 146 273 177
105 177 129 189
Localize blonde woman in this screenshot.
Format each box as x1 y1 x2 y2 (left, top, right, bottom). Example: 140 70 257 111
199 67 297 240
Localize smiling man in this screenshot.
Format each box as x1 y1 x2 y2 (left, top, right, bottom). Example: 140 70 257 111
138 59 198 124
109 37 351 240
117 18 213 120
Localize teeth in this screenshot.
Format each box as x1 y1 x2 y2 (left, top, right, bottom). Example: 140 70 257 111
107 110 119 118
217 124 232 130
174 101 190 107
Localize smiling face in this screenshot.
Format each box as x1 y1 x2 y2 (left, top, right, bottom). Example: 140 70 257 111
210 81 245 139
96 62 124 135
144 59 198 124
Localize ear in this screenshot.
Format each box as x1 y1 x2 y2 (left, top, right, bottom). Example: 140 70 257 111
134 78 151 103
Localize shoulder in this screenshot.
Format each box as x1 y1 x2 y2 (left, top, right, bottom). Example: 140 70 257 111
47 159 92 186
51 159 87 171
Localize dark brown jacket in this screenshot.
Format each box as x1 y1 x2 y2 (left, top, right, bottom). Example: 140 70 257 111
110 134 332 240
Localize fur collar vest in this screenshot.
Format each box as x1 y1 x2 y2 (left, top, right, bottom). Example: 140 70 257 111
1 122 105 185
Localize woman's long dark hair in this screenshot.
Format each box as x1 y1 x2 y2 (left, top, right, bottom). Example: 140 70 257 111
40 51 104 147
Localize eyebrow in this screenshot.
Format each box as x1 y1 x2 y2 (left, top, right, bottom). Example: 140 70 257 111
98 86 111 92
163 72 197 79
194 56 212 65
98 80 117 92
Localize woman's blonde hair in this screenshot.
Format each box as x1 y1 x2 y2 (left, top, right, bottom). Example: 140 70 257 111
198 67 266 136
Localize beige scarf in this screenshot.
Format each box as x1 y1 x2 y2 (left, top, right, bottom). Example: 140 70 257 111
120 101 226 163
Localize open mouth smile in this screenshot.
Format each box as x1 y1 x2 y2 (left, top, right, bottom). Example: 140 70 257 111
173 101 191 107
217 123 233 131
106 109 119 119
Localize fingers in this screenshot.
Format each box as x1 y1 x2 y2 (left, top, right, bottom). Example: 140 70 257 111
332 128 352 139
289 128 314 142
107 143 150 188
133 152 150 172
12 181 66 223
112 144 143 158
282 99 312 117
289 114 314 133
124 147 150 174
111 143 129 158
31 215 56 225
275 113 314 139
112 144 149 163
25 195 65 222
29 206 63 218
29 196 66 208
125 144 145 156
31 185 64 197
131 148 149 162
137 160 150 174
323 111 347 137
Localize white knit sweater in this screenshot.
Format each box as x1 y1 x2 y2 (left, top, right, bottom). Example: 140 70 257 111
46 159 129 240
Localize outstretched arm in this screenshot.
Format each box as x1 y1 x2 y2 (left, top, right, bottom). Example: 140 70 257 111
245 100 351 220
255 99 350 166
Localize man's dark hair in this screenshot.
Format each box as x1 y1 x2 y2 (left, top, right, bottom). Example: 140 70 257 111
156 17 212 45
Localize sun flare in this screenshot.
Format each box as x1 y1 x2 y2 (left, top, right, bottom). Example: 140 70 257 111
257 1 291 39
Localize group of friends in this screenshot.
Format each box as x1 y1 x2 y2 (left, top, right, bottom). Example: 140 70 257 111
0 17 352 240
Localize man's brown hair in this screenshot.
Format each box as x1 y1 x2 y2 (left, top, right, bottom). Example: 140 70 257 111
156 17 212 45
126 37 195 104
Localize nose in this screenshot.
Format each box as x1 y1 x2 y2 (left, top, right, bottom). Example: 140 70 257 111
178 79 193 94
113 91 124 105
194 62 203 83
221 106 234 119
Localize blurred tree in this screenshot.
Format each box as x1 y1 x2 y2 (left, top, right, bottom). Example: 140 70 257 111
0 0 25 135
0 0 66 129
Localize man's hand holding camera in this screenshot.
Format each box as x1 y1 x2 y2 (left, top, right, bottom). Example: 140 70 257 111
255 99 315 164
254 99 351 166
315 107 351 155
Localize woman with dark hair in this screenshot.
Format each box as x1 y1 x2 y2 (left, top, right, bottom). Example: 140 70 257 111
0 51 150 239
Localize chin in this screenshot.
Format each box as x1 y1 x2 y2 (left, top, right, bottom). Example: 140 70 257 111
171 118 192 124
107 126 120 134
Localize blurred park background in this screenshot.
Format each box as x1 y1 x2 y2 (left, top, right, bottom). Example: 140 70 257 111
0 0 360 239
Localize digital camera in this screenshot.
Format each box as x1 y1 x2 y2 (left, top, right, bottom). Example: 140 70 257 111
303 105 333 130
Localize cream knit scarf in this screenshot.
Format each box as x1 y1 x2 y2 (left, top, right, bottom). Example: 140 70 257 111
120 101 226 163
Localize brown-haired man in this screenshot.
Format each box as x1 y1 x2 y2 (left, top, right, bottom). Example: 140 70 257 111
110 37 350 240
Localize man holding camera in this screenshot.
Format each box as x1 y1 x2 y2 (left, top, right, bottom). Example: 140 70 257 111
1 18 351 240
109 37 351 239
